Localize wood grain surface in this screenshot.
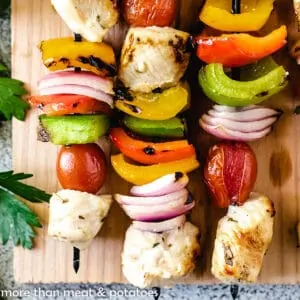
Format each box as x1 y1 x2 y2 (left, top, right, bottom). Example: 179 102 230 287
11 0 300 284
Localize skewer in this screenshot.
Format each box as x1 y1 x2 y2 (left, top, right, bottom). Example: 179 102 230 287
73 247 81 273
231 0 241 14
231 0 241 80
74 33 82 42
229 1 240 297
72 31 83 274
153 287 161 300
230 284 239 300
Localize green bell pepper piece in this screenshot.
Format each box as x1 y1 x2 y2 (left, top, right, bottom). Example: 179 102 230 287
199 58 288 107
240 56 279 80
123 115 186 138
39 114 109 145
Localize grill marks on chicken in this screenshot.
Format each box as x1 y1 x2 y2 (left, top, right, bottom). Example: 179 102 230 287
211 193 275 283
119 27 191 93
122 222 200 288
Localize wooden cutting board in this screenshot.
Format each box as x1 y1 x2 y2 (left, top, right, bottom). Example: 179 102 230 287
11 0 300 284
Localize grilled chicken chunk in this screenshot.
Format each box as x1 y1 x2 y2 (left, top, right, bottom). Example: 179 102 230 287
51 0 119 43
211 193 275 283
291 0 300 62
122 222 200 288
48 189 112 249
119 27 191 93
294 0 300 29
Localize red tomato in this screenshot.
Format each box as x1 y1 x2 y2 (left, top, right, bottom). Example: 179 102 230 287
57 144 107 194
123 0 177 27
28 94 112 116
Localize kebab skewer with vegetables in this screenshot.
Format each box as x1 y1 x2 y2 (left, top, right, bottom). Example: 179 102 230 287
23 0 279 285
197 0 276 284
108 0 201 288
28 5 120 271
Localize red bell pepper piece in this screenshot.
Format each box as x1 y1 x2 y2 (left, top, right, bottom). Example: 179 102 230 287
195 25 287 67
28 94 112 116
110 128 196 165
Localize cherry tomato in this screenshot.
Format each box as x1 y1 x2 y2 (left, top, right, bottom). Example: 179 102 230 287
204 142 257 208
123 0 177 27
57 144 107 194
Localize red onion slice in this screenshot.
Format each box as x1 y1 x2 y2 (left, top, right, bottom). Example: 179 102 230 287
39 84 114 108
38 71 114 95
130 172 189 197
201 114 277 133
132 215 186 233
208 107 281 122
115 189 188 206
121 199 195 221
200 119 272 141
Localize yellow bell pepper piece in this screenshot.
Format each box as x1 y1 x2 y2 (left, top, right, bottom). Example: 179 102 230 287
39 37 116 77
115 82 190 120
200 0 274 32
111 153 199 185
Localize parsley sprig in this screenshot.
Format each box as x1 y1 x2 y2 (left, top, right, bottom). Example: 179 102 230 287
0 171 51 203
0 0 9 16
0 171 51 249
0 63 29 121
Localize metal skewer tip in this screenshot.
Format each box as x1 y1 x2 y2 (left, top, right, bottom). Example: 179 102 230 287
230 284 239 300
73 247 81 273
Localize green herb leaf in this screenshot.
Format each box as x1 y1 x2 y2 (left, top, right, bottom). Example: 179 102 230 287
0 171 51 249
0 63 29 121
0 189 42 249
0 63 8 75
0 171 51 203
0 0 9 11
